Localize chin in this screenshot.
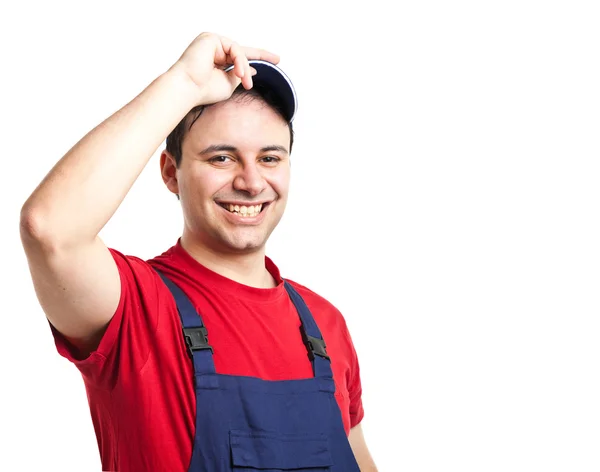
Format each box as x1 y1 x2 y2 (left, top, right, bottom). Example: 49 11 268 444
220 234 268 253
225 241 266 253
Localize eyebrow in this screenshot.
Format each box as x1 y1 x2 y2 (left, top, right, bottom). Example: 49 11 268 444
198 144 289 156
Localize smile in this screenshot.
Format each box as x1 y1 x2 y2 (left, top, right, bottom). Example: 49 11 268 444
217 202 268 218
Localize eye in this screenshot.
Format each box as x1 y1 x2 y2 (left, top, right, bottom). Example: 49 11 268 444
261 156 281 164
209 155 232 164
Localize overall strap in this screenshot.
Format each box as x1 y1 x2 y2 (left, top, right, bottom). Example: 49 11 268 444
154 269 216 377
284 281 334 380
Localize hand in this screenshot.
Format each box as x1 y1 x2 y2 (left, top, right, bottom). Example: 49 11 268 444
172 32 280 106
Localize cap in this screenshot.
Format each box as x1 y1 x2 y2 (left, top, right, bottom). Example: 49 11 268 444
224 59 297 123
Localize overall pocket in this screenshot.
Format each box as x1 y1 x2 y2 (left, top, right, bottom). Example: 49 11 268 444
229 429 333 471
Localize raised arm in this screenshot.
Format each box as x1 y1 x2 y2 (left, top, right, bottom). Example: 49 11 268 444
19 32 279 355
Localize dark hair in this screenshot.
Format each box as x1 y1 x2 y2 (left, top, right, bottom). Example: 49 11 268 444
166 84 294 168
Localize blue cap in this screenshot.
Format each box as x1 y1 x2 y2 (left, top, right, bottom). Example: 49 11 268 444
225 60 297 123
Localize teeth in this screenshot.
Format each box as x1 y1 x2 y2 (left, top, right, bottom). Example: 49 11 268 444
223 203 263 217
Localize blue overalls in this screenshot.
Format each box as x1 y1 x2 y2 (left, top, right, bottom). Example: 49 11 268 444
155 270 361 471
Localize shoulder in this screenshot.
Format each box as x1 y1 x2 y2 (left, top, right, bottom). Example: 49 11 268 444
108 243 180 281
284 278 338 310
107 247 167 291
106 247 179 321
284 278 351 333
109 247 156 272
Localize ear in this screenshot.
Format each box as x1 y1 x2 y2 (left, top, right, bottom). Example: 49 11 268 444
160 150 180 195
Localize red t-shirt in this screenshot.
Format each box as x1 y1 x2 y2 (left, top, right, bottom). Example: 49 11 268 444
52 240 364 472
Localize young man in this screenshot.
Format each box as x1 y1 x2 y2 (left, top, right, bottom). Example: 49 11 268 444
20 32 377 471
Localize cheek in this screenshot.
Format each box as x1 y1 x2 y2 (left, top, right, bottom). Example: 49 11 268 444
269 168 291 197
183 168 230 201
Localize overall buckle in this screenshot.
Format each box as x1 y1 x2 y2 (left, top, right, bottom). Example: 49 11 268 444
183 326 213 355
300 325 330 361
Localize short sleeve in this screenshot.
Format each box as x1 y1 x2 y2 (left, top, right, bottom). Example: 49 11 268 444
51 248 164 389
347 334 365 428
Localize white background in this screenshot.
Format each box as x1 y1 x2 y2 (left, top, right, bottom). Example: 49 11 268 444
1 0 599 470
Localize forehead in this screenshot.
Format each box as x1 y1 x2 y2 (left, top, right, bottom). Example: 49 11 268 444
183 98 290 153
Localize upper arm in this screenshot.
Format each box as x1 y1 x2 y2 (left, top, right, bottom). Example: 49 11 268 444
21 230 121 355
349 423 378 471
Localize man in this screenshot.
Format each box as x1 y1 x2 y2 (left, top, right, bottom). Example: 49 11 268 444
20 32 377 471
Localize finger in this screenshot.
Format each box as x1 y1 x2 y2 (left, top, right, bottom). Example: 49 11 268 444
216 36 244 74
219 36 279 89
217 35 280 65
241 46 280 64
229 42 246 79
212 34 231 66
242 60 256 89
226 41 256 89
229 42 256 89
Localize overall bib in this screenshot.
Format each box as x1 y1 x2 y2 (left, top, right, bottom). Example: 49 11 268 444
156 270 361 471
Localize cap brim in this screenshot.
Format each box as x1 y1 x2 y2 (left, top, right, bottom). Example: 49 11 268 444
225 60 297 122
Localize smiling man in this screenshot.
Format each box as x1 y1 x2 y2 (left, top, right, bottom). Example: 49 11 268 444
20 32 377 472
164 89 292 263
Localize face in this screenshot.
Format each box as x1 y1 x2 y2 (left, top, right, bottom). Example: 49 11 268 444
161 97 291 254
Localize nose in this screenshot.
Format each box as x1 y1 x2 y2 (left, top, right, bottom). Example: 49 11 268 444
233 162 267 196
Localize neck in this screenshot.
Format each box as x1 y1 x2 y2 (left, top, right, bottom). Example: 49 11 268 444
180 233 276 289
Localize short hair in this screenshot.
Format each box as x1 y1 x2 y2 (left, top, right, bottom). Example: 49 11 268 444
165 83 294 167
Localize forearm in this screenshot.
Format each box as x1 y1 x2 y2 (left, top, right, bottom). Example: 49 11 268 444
21 64 200 247
349 424 378 471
